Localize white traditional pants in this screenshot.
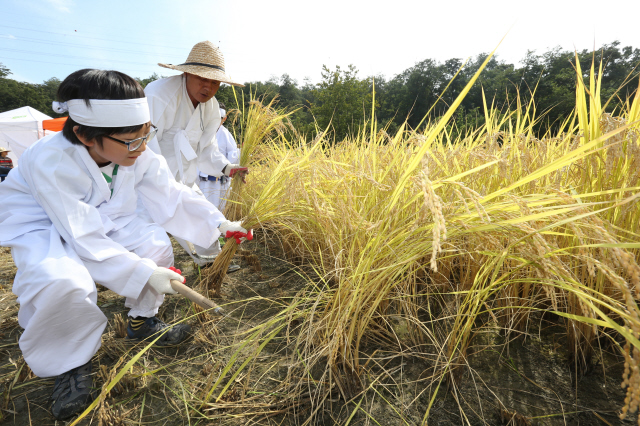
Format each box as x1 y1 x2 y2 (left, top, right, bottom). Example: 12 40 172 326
159 180 220 266
197 177 231 212
173 236 221 266
9 216 173 377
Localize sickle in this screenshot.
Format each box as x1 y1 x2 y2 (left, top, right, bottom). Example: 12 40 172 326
170 279 225 316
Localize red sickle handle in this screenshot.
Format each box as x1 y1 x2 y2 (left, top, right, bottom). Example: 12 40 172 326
225 229 253 244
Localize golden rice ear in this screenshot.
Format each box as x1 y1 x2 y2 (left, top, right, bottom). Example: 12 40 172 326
112 313 127 339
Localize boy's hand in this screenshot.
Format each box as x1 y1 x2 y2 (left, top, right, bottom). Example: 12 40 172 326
147 267 184 294
168 266 184 282
218 220 253 244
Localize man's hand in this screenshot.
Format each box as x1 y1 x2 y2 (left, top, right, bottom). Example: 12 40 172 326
147 267 184 294
223 164 249 183
218 220 253 244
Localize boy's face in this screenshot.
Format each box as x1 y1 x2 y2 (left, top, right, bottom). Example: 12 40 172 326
75 123 150 167
0 152 7 158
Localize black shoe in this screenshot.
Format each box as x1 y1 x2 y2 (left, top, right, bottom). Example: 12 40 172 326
126 316 190 347
50 360 94 420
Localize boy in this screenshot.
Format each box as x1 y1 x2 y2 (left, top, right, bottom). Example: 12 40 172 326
0 69 249 420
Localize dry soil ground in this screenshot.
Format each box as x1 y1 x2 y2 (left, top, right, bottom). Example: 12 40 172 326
0 235 634 425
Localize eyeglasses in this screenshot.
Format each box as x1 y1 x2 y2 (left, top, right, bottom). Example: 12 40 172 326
103 124 158 152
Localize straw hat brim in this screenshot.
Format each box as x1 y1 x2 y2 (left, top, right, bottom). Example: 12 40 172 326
158 63 245 87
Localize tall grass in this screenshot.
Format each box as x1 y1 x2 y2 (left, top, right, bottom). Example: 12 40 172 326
212 53 640 423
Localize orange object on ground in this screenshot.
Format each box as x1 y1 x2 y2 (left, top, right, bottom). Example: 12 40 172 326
42 117 67 132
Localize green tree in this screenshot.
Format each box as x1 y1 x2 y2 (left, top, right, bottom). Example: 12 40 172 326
39 77 62 117
136 73 160 89
0 79 47 115
273 74 315 135
2 42 639 138
311 65 372 140
0 64 62 116
0 63 11 78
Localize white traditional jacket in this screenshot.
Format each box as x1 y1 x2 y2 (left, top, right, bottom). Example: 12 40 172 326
198 125 239 179
145 74 230 187
197 125 240 211
216 125 240 164
0 132 225 299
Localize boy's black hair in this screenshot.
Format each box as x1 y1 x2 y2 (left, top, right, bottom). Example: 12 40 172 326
58 69 146 146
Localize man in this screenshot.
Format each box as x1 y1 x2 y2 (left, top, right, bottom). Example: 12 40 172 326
196 103 243 272
0 147 13 181
145 41 247 266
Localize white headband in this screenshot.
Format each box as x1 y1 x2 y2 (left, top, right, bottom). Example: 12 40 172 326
220 108 226 118
52 98 150 127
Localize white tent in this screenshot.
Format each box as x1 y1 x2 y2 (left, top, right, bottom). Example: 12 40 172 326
0 106 53 164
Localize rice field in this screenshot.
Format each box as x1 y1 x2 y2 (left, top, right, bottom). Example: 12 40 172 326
1 51 639 425
198 52 640 425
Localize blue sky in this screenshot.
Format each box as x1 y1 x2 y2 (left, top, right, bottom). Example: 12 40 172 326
1 0 639 86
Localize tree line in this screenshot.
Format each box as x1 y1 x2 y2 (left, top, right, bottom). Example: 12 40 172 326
2 41 639 139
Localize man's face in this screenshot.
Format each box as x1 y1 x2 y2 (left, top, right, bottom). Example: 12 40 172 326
185 73 221 105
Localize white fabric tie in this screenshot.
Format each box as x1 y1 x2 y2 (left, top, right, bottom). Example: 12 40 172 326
52 101 69 114
173 130 198 182
52 98 150 127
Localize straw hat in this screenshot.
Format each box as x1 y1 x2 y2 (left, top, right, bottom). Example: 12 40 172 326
0 147 10 153
159 41 244 87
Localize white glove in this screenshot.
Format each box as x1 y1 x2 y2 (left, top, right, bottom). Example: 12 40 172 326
218 220 247 236
147 267 183 295
223 163 248 177
218 220 253 244
223 163 240 177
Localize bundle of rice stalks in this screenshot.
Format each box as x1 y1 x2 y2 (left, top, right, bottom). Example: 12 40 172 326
200 138 317 296
200 96 296 295
223 96 295 221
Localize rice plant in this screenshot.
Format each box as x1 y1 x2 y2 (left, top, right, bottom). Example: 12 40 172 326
200 95 296 296
209 51 640 424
